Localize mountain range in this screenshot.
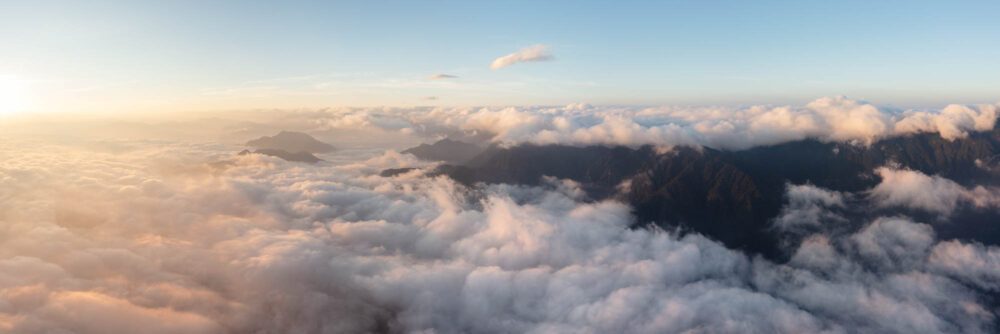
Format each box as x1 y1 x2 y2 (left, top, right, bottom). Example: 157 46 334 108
238 131 332 163
395 127 1000 259
402 138 483 164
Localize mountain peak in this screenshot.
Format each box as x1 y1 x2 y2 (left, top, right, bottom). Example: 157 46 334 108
402 138 483 164
246 131 335 153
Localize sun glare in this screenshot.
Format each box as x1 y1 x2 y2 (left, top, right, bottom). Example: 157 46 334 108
0 76 30 115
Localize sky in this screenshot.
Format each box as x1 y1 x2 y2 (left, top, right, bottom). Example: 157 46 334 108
1 0 999 113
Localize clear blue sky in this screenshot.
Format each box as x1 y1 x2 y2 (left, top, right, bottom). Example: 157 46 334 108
2 0 999 112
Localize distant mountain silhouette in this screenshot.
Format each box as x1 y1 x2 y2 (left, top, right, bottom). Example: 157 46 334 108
246 131 335 153
412 125 1000 259
402 139 483 164
239 148 322 163
379 167 419 177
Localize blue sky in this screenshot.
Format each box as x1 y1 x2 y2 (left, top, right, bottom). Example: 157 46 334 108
2 0 999 112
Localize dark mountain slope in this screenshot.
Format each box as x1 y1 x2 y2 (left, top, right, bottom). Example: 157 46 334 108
246 131 335 153
402 139 483 164
624 148 784 257
463 145 653 185
415 125 1000 258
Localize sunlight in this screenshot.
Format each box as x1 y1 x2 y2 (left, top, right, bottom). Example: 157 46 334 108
0 75 30 115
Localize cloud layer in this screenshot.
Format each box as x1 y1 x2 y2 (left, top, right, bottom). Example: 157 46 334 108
1 126 998 333
298 96 1000 151
490 44 553 70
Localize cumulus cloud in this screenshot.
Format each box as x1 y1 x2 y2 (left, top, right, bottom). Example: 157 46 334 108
489 44 553 70
301 97 1000 151
16 96 992 153
773 184 847 231
849 217 936 269
1 126 998 333
895 104 999 140
929 240 1000 291
869 167 1000 216
428 74 457 80
760 216 994 334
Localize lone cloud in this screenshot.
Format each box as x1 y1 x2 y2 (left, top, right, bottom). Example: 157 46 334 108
489 44 553 70
428 74 457 79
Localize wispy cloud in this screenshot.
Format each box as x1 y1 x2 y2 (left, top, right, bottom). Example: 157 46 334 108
489 44 553 70
428 74 457 80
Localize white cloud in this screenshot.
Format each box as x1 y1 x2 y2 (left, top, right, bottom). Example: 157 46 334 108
760 217 992 334
849 217 935 269
773 184 847 231
301 97 1000 151
0 126 998 333
869 167 1000 216
928 240 1000 291
489 44 553 70
895 104 999 140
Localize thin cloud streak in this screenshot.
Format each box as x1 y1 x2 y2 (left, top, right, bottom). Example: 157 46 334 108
429 74 458 79
490 44 553 70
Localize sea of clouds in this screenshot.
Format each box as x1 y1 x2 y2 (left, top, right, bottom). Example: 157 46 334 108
295 96 1000 150
1 97 999 333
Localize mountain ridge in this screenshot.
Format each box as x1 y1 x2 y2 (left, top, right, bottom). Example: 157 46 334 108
402 138 483 164
246 131 335 153
398 125 1000 258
